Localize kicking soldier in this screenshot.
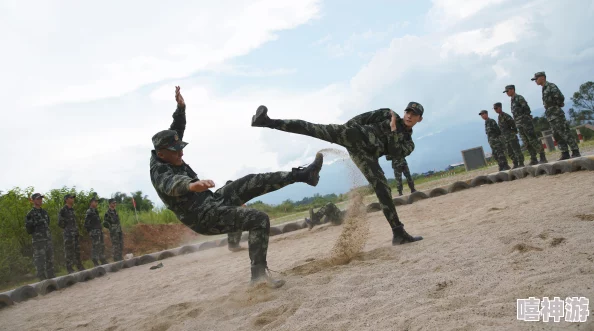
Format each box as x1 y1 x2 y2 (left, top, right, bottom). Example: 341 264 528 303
532 71 581 160
149 86 324 289
251 103 424 245
25 193 56 280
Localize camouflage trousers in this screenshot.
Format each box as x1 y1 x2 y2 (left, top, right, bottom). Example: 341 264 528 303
501 132 524 165
63 231 83 270
109 227 124 261
488 136 508 165
516 116 544 158
393 164 414 193
89 229 106 262
32 240 55 280
183 171 297 266
312 202 344 225
271 119 404 230
546 107 579 152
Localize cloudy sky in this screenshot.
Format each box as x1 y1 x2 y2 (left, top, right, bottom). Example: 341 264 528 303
1 0 593 205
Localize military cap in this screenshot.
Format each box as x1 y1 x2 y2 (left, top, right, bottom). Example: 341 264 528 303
503 85 515 93
108 198 116 204
479 110 488 115
531 71 546 81
493 102 502 108
405 102 424 116
152 130 188 151
31 193 44 200
90 195 100 202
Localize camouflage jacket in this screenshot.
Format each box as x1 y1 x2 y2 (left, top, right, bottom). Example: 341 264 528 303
390 158 408 170
25 208 52 242
497 111 517 134
484 118 502 139
103 209 122 230
58 205 79 234
542 81 564 110
511 94 532 120
150 104 225 220
345 108 415 160
84 208 102 231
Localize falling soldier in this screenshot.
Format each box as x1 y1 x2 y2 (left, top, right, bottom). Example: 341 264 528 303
532 71 581 160
25 193 56 280
305 202 346 230
251 103 424 245
479 110 511 171
504 84 547 165
58 194 86 274
103 198 124 262
84 196 108 266
149 86 324 289
493 102 525 168
388 157 416 196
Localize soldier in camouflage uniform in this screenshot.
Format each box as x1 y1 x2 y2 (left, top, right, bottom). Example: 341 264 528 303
504 84 547 165
532 71 581 160
149 87 324 289
493 102 525 168
58 194 85 274
388 157 416 196
84 196 108 266
103 198 124 262
479 110 511 171
25 193 55 280
251 102 424 246
305 202 346 230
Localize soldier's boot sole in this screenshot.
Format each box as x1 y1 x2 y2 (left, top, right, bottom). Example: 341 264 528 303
251 105 273 127
392 226 423 245
292 153 324 186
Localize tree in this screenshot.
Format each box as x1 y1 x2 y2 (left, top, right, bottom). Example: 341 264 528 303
570 81 594 125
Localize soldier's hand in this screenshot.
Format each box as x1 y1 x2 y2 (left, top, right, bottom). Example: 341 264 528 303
175 86 185 107
390 110 397 132
189 180 215 192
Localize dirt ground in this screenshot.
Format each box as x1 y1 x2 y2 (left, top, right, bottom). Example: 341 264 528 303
2 169 593 330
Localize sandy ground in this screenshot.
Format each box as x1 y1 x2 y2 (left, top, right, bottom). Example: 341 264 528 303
2 171 594 331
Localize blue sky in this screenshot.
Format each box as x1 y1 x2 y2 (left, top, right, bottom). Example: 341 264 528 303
0 0 593 205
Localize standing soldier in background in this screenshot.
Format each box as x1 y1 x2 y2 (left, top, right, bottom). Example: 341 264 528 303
479 110 511 171
532 71 581 160
103 199 124 262
25 193 55 280
494 102 525 168
504 84 547 165
84 196 108 266
388 157 416 196
58 194 85 274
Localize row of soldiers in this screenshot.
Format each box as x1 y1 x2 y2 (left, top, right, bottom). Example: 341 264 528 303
25 193 125 280
480 71 581 170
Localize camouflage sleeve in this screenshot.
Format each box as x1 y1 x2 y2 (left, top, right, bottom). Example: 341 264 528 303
504 113 517 131
517 95 531 116
58 208 65 229
169 104 187 140
550 83 565 107
386 132 415 160
84 209 92 230
25 211 34 234
103 212 111 228
153 164 194 196
345 108 391 126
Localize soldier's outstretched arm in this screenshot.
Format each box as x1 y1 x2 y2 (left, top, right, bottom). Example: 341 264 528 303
169 86 187 140
345 108 391 126
386 111 415 159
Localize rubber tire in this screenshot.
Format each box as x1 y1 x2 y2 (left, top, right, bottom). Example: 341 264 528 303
535 164 553 176
10 285 38 303
198 241 217 251
448 181 470 193
570 157 594 171
178 245 199 255
366 202 381 212
470 175 493 187
137 254 157 266
269 226 283 236
407 191 429 204
392 198 408 206
76 270 95 282
551 161 571 174
56 275 77 289
428 187 448 198
93 266 107 277
157 250 176 260
0 293 14 309
34 279 59 295
509 169 526 181
281 222 301 233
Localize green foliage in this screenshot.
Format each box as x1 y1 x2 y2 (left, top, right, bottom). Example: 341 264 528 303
109 191 154 212
571 81 594 124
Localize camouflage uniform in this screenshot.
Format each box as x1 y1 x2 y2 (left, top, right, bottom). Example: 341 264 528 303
25 202 55 280
85 207 107 265
223 180 246 251
58 202 85 272
103 208 124 261
388 157 415 195
540 80 579 154
252 103 423 245
149 102 321 282
307 202 345 229
496 106 524 167
507 86 545 164
481 114 509 169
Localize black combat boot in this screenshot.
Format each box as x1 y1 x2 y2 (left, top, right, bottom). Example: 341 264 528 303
392 225 423 245
539 152 548 164
228 242 242 252
571 149 581 158
512 160 519 169
410 188 417 193
251 105 277 127
250 264 285 289
558 151 570 161
100 259 108 265
92 259 99 267
398 190 403 196
291 153 324 186
501 163 511 171
529 155 539 166
66 266 75 274
77 263 86 271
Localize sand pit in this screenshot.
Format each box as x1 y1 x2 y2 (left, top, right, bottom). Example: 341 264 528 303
2 171 594 330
